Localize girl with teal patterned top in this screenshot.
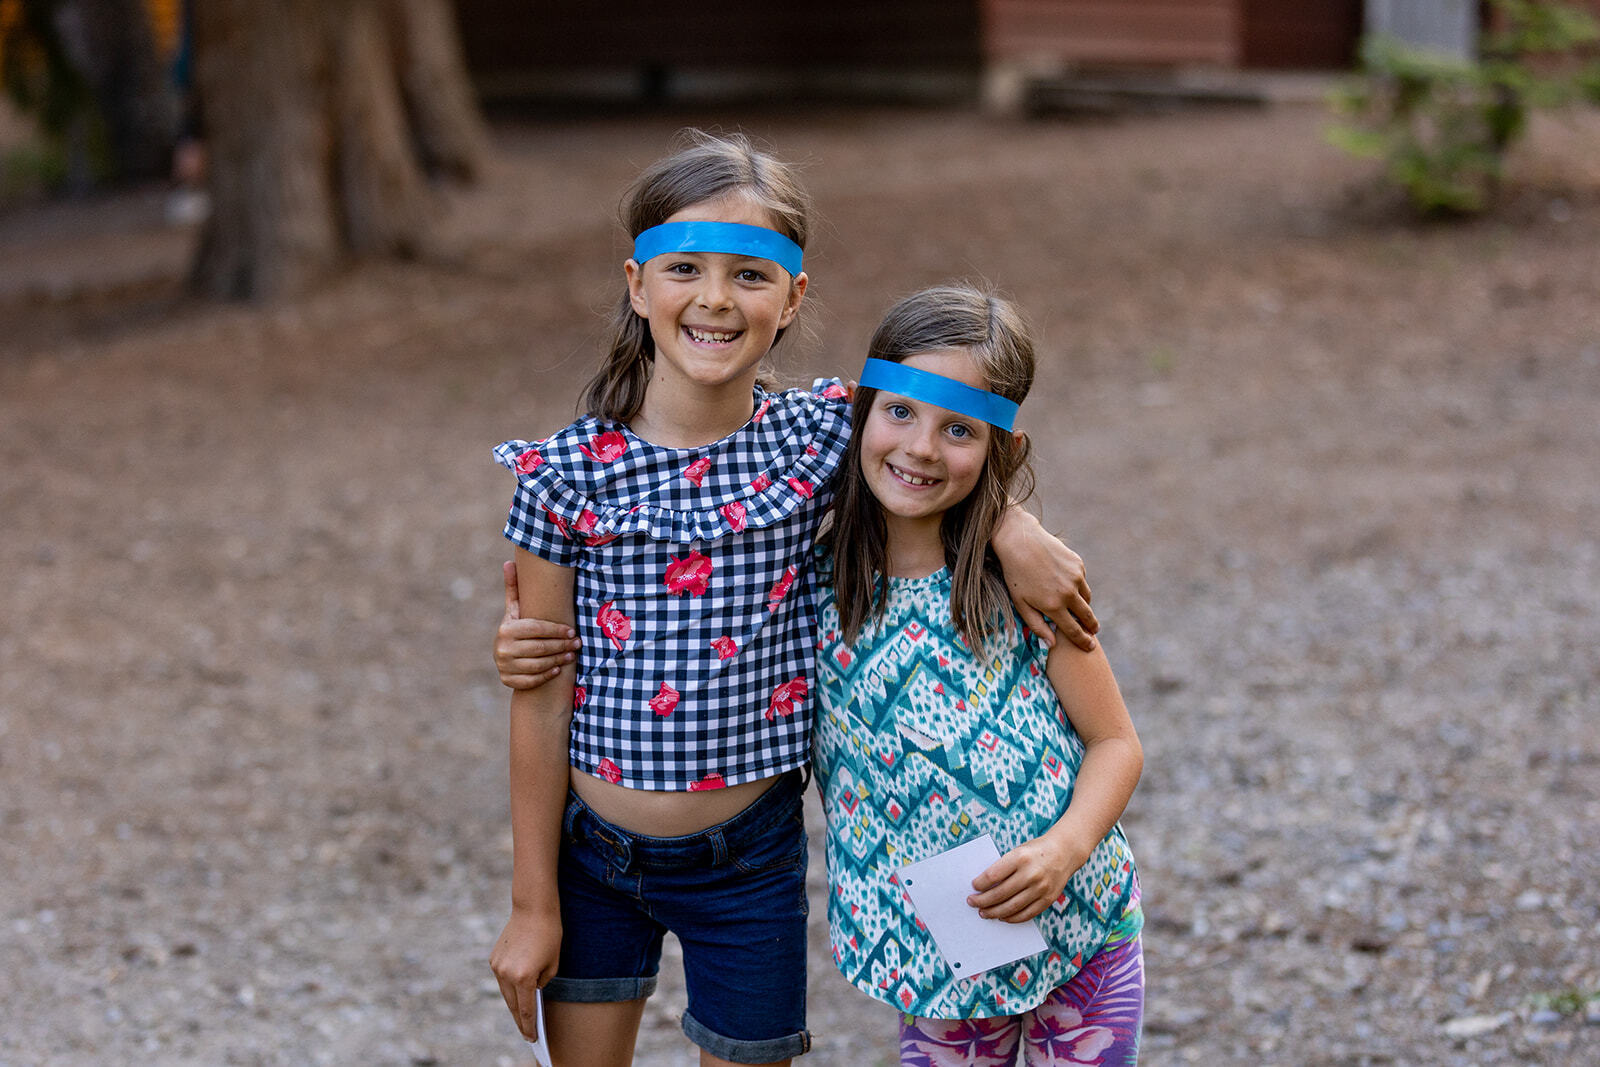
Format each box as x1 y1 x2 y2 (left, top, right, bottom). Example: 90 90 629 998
814 284 1145 1065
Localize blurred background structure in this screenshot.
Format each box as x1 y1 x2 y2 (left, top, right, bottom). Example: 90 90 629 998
4 0 1599 299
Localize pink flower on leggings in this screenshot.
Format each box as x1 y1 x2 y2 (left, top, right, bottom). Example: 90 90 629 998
899 1019 1013 1064
1027 1009 1115 1063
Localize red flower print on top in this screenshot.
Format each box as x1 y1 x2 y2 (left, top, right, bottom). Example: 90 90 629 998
664 550 713 596
544 509 573 539
752 397 772 422
649 682 680 717
709 635 739 660
766 677 808 720
688 772 726 791
805 444 819 457
819 382 849 399
570 510 618 546
787 477 814 499
682 456 713 486
573 685 587 708
514 448 544 474
597 600 632 649
750 472 773 492
721 500 747 533
597 757 622 784
767 565 798 612
578 430 628 463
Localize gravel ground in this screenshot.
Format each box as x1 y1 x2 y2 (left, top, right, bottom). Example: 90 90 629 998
2 103 1598 1066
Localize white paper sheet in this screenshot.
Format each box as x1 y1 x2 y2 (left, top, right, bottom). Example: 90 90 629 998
896 833 1048 979
523 987 552 1066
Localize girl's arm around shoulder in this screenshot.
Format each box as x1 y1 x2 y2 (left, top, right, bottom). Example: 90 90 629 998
991 507 1099 652
489 547 577 1041
968 636 1142 923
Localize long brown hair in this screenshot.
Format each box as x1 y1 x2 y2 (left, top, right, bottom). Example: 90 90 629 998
581 129 814 422
825 284 1037 658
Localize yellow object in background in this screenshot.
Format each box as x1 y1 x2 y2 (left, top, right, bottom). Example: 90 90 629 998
145 0 181 60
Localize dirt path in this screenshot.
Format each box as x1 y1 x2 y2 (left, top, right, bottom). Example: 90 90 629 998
2 104 1597 1065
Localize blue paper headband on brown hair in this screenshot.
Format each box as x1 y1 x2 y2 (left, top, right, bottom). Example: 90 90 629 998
859 358 1019 431
632 221 804 278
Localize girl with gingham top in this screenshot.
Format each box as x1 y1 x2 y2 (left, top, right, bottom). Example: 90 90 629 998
488 131 1098 1067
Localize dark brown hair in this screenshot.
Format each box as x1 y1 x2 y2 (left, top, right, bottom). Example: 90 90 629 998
825 284 1037 658
581 129 813 422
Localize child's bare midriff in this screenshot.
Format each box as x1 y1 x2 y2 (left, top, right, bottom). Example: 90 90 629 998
570 768 782 837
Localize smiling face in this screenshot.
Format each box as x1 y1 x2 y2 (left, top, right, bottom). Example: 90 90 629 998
858 348 994 538
624 192 808 400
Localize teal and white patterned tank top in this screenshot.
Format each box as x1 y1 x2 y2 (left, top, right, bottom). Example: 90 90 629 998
813 561 1140 1020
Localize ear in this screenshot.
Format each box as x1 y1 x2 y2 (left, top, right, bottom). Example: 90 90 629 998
778 271 809 327
625 259 648 316
1012 429 1028 450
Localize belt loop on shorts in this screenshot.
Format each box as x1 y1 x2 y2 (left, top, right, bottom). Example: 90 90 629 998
562 794 582 838
602 829 634 873
708 828 729 866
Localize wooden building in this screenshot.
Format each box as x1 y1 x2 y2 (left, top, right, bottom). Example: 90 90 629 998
453 0 1595 105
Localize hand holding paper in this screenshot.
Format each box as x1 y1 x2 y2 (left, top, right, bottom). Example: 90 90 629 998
968 829 1089 922
523 987 552 1066
897 834 1048 979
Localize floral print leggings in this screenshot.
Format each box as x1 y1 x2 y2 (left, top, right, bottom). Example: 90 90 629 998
898 934 1144 1066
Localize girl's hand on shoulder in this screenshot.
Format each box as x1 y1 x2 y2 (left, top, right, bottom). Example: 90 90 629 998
968 835 1088 923
992 509 1099 651
495 560 581 690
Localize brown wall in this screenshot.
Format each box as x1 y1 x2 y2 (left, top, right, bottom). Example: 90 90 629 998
457 0 981 84
1241 0 1362 68
458 0 1600 99
982 0 1240 67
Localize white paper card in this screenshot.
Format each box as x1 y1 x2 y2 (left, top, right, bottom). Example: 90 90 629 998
523 987 552 1066
896 833 1048 979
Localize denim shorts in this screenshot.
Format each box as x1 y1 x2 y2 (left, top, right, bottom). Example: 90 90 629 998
546 769 812 1063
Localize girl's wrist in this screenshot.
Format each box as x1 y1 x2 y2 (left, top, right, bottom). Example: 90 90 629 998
1042 826 1094 877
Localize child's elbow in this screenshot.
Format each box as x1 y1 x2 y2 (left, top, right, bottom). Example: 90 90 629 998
1122 731 1144 785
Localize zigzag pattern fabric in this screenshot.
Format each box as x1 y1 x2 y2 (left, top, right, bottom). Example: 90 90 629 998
814 565 1137 1019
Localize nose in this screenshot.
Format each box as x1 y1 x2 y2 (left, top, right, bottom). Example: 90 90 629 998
902 422 941 461
696 268 733 311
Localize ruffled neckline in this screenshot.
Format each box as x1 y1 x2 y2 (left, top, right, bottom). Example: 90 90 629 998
494 383 849 545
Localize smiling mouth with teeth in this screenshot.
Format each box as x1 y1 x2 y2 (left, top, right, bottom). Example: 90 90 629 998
686 327 742 343
889 464 940 487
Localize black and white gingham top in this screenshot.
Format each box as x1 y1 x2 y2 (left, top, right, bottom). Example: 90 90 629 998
494 381 851 791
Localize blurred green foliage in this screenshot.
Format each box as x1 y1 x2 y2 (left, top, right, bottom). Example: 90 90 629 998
1328 0 1600 215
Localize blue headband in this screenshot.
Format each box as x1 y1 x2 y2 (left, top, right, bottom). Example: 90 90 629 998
632 221 804 278
859 358 1020 432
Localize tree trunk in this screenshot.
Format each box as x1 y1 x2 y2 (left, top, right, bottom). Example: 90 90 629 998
393 0 491 181
190 0 490 301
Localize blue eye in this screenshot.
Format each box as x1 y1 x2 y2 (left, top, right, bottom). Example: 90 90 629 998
887 403 911 420
948 423 972 439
